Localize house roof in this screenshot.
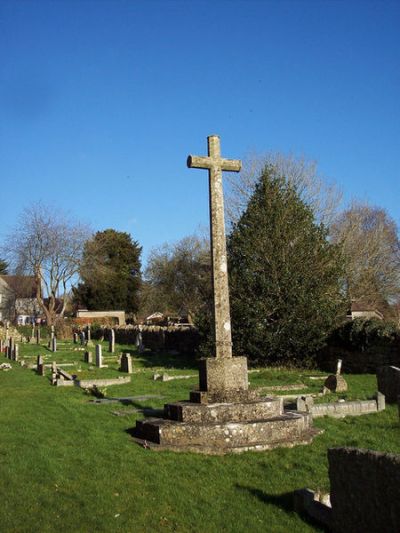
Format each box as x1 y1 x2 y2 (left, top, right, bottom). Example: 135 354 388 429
0 275 38 298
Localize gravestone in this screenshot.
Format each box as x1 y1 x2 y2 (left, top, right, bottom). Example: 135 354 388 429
36 327 41 345
324 359 348 393
80 330 86 345
136 330 144 354
87 324 91 343
95 344 102 367
13 344 19 361
84 350 93 364
37 355 45 376
0 339 3 352
109 329 115 353
9 337 14 356
73 332 78 344
50 325 55 341
5 321 9 343
133 135 319 453
51 337 57 352
51 361 57 385
120 353 133 374
377 365 400 403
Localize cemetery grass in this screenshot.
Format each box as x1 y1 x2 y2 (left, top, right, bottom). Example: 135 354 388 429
0 342 399 533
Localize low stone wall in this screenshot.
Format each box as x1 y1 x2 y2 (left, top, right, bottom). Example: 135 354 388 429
76 377 131 389
376 365 400 403
93 325 200 355
328 447 400 533
297 394 385 418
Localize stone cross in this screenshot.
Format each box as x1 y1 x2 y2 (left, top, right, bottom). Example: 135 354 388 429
187 135 241 359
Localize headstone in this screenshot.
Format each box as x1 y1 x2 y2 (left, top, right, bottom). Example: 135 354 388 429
5 321 9 343
50 325 55 341
109 329 115 353
376 365 400 403
9 337 14 355
324 360 348 392
95 344 102 367
73 332 78 344
13 344 19 362
5 346 9 358
30 326 35 343
84 350 93 364
37 355 45 375
36 327 41 345
135 331 144 353
120 353 133 374
87 324 91 343
51 337 57 352
0 339 3 352
51 361 57 385
80 330 86 345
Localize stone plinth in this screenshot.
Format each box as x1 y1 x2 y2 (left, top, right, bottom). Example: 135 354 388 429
133 408 317 454
198 356 248 398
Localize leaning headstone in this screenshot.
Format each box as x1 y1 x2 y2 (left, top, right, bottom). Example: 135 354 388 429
120 353 133 374
95 344 102 367
84 351 93 364
324 359 348 393
108 329 115 353
51 337 57 352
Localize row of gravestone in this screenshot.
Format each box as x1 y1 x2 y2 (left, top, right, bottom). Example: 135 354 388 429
1 337 19 360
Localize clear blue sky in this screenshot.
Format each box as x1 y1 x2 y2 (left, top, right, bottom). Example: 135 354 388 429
1 0 399 265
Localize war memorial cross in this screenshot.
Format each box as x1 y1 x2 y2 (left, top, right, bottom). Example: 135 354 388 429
187 135 241 359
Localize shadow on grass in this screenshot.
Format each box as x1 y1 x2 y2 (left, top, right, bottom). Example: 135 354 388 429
127 349 200 371
235 485 328 532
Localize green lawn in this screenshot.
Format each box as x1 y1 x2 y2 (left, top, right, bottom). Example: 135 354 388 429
0 340 399 532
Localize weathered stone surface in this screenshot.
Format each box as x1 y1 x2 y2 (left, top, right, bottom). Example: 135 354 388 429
77 376 131 388
329 447 400 533
310 398 381 418
198 356 248 396
189 388 259 404
323 374 348 392
120 353 133 374
376 365 400 403
187 135 241 360
165 397 282 424
84 350 93 364
134 411 316 453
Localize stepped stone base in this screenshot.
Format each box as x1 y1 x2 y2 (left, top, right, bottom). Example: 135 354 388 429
132 356 320 454
132 395 320 454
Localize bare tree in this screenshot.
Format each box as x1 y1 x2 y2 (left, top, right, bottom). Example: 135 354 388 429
330 202 400 311
142 233 211 320
225 151 342 228
4 203 91 325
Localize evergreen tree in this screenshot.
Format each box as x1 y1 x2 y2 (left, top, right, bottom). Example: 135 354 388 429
73 229 141 314
228 165 345 365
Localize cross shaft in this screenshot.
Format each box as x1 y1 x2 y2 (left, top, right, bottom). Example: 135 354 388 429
187 135 241 359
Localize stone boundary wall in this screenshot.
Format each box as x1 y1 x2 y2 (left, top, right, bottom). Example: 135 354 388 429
376 365 400 403
328 447 400 533
93 325 200 355
76 310 126 325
